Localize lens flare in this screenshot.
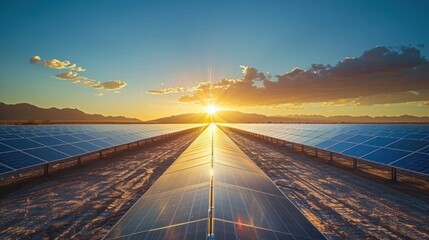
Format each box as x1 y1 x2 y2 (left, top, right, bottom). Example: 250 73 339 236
206 105 217 115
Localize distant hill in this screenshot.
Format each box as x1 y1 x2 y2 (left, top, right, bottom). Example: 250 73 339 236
2 102 428 124
147 111 429 124
0 102 141 124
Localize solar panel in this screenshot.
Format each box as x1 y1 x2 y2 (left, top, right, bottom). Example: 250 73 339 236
342 145 378 158
346 135 374 143
222 124 429 176
24 147 70 161
111 220 208 240
0 151 45 169
88 139 113 148
104 125 325 239
0 164 14 174
54 135 82 143
0 124 204 176
51 144 87 156
0 142 15 153
391 153 429 174
0 138 44 150
29 136 66 146
386 139 428 152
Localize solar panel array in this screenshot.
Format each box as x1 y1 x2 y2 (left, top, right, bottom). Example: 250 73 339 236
0 124 203 175
105 124 325 239
222 124 429 175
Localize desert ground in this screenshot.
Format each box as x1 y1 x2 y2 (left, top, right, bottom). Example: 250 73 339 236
224 128 429 240
0 131 200 240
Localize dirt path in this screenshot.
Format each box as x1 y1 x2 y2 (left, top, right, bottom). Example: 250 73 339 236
224 129 429 240
0 131 201 240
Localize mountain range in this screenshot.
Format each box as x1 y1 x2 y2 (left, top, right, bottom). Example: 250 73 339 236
1 102 429 124
0 102 141 123
147 111 429 124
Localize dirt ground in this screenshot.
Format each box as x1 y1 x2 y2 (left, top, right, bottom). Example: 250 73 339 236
0 131 200 240
224 128 429 240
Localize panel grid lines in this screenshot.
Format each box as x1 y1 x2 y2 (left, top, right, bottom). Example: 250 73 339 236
0 124 204 175
223 124 429 176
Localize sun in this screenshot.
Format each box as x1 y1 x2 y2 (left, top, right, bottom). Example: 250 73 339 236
206 105 218 115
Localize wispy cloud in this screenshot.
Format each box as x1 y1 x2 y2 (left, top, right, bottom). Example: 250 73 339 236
30 55 127 95
146 87 193 94
148 46 429 107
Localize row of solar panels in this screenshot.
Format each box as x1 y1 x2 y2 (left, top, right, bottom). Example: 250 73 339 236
222 124 429 175
105 124 325 239
0 124 204 175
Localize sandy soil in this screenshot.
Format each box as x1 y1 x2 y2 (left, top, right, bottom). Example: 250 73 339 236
0 131 200 240
224 129 429 240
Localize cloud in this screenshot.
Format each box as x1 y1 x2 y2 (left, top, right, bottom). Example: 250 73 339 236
95 92 104 97
30 55 128 95
30 56 41 64
149 46 429 107
54 71 78 80
96 80 128 91
146 79 240 95
147 87 193 94
42 59 74 69
74 66 86 72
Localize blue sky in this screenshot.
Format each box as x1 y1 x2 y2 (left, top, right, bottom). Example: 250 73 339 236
1 0 428 120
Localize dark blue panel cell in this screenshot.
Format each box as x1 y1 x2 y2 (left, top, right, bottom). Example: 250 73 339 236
0 134 21 139
418 146 429 154
342 145 378 158
215 220 303 240
315 140 338 148
88 139 113 148
374 131 393 137
362 148 410 164
327 142 356 152
0 142 15 153
345 135 374 144
72 133 95 141
386 139 429 152
364 137 399 147
109 220 208 240
0 164 14 174
404 133 428 140
86 132 108 139
73 142 101 152
0 151 45 169
0 139 44 150
387 132 409 138
32 132 51 137
330 133 354 141
52 144 88 156
29 136 66 146
24 147 70 161
102 137 123 145
391 153 429 174
17 133 38 138
54 135 82 143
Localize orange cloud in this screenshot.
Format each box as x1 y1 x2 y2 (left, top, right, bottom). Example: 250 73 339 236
151 46 429 107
